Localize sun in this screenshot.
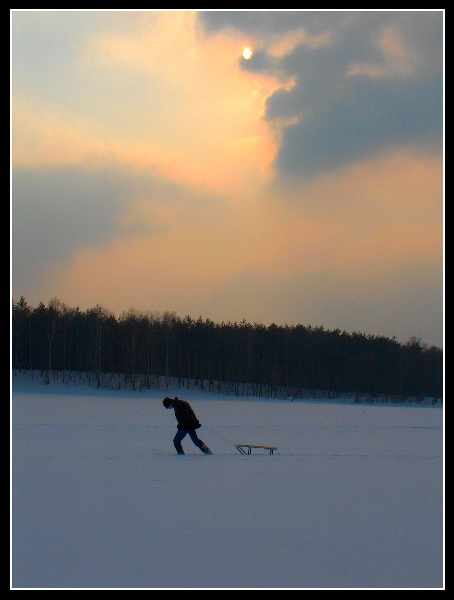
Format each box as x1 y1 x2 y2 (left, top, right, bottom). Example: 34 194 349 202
243 47 253 60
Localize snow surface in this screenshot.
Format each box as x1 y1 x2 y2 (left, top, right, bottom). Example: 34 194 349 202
11 373 444 589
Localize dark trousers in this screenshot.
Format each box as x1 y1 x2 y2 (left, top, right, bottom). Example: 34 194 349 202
173 429 207 454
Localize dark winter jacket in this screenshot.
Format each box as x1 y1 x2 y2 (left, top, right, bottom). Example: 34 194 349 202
173 399 201 430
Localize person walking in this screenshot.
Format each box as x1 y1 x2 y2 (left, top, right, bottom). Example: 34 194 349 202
162 396 212 455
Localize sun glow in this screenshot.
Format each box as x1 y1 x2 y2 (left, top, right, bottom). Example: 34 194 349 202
243 47 253 59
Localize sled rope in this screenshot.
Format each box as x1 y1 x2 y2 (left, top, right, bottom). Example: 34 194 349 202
202 425 238 447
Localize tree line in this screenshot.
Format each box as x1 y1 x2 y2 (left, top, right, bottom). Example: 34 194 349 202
11 296 443 402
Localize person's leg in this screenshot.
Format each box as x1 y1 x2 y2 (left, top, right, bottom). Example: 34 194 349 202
173 429 187 454
188 430 212 454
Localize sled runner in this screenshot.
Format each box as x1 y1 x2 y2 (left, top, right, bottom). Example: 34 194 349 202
235 444 277 455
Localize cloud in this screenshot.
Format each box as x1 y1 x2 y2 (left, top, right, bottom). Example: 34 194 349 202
272 69 442 178
12 165 127 293
11 162 229 295
200 11 443 179
12 11 281 196
200 10 341 37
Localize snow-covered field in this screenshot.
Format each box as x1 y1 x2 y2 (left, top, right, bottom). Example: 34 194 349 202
11 372 444 589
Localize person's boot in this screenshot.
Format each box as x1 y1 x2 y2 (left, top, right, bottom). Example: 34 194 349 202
200 444 212 455
174 443 185 455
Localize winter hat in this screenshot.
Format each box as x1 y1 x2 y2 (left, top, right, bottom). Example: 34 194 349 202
162 397 173 408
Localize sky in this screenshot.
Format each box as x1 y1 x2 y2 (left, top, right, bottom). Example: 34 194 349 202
11 10 444 348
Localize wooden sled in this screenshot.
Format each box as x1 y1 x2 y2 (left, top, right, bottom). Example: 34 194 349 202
235 444 277 455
